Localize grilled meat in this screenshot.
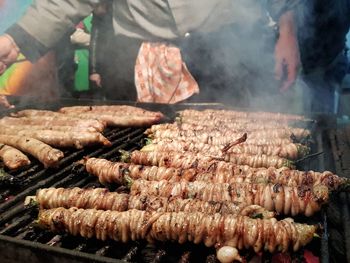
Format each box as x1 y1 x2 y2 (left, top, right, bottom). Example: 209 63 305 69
130 180 329 216
127 150 295 169
149 132 293 146
178 109 305 121
11 109 64 118
0 116 106 132
57 105 164 127
176 117 298 131
217 137 292 146
85 158 343 190
145 122 291 134
0 144 31 169
0 135 64 168
142 139 310 160
0 129 110 149
0 124 98 133
36 187 274 218
38 208 316 253
85 158 195 184
63 112 163 127
149 129 309 142
59 105 164 118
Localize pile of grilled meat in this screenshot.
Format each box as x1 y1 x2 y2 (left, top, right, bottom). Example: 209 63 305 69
18 107 346 263
0 105 163 169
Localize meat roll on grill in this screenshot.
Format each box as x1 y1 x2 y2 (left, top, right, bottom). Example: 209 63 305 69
35 187 274 218
0 144 30 169
85 158 343 190
0 135 64 168
130 180 329 216
38 208 316 254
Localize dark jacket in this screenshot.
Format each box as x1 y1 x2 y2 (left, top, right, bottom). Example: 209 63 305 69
297 0 350 71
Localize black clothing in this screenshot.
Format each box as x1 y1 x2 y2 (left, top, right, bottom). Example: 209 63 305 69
297 0 350 71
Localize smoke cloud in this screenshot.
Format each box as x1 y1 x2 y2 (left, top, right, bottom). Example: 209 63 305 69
180 0 295 113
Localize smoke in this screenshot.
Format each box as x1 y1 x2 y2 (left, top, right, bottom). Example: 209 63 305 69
181 0 350 114
180 0 294 112
12 51 60 109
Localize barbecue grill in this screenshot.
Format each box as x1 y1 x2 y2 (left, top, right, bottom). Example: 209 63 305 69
0 98 348 263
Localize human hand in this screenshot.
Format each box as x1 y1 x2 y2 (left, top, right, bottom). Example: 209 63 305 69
275 11 300 92
0 34 20 75
0 95 15 109
90 73 102 87
70 29 91 47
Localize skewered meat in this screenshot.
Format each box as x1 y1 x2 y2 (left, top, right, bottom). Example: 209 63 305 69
11 109 64 118
0 116 106 132
146 122 291 134
149 129 309 141
59 105 164 118
130 180 329 216
176 117 295 131
57 105 164 127
63 112 163 127
85 158 195 184
126 150 295 169
9 110 99 132
0 135 64 168
85 158 343 190
38 208 316 253
35 187 274 218
178 109 305 121
142 139 310 160
0 144 30 169
175 119 289 131
0 129 111 149
193 167 344 190
149 130 294 146
153 137 293 146
223 152 294 169
0 124 98 133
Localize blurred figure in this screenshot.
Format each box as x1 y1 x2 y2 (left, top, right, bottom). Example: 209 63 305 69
0 0 301 107
296 0 350 113
0 0 74 107
88 0 113 99
71 17 92 96
0 52 59 99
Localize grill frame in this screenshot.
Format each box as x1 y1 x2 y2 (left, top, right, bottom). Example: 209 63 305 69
0 99 341 263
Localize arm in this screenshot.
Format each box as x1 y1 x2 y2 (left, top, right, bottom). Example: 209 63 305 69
1 0 99 64
89 2 109 88
89 15 102 87
267 0 302 91
275 10 300 91
0 95 14 109
0 34 20 75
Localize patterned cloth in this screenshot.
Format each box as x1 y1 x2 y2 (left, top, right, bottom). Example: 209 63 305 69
135 42 199 104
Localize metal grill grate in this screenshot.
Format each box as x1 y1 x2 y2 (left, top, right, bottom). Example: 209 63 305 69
327 126 350 263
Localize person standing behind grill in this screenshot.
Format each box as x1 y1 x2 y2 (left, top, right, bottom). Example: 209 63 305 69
296 0 350 114
0 0 301 107
88 0 113 99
